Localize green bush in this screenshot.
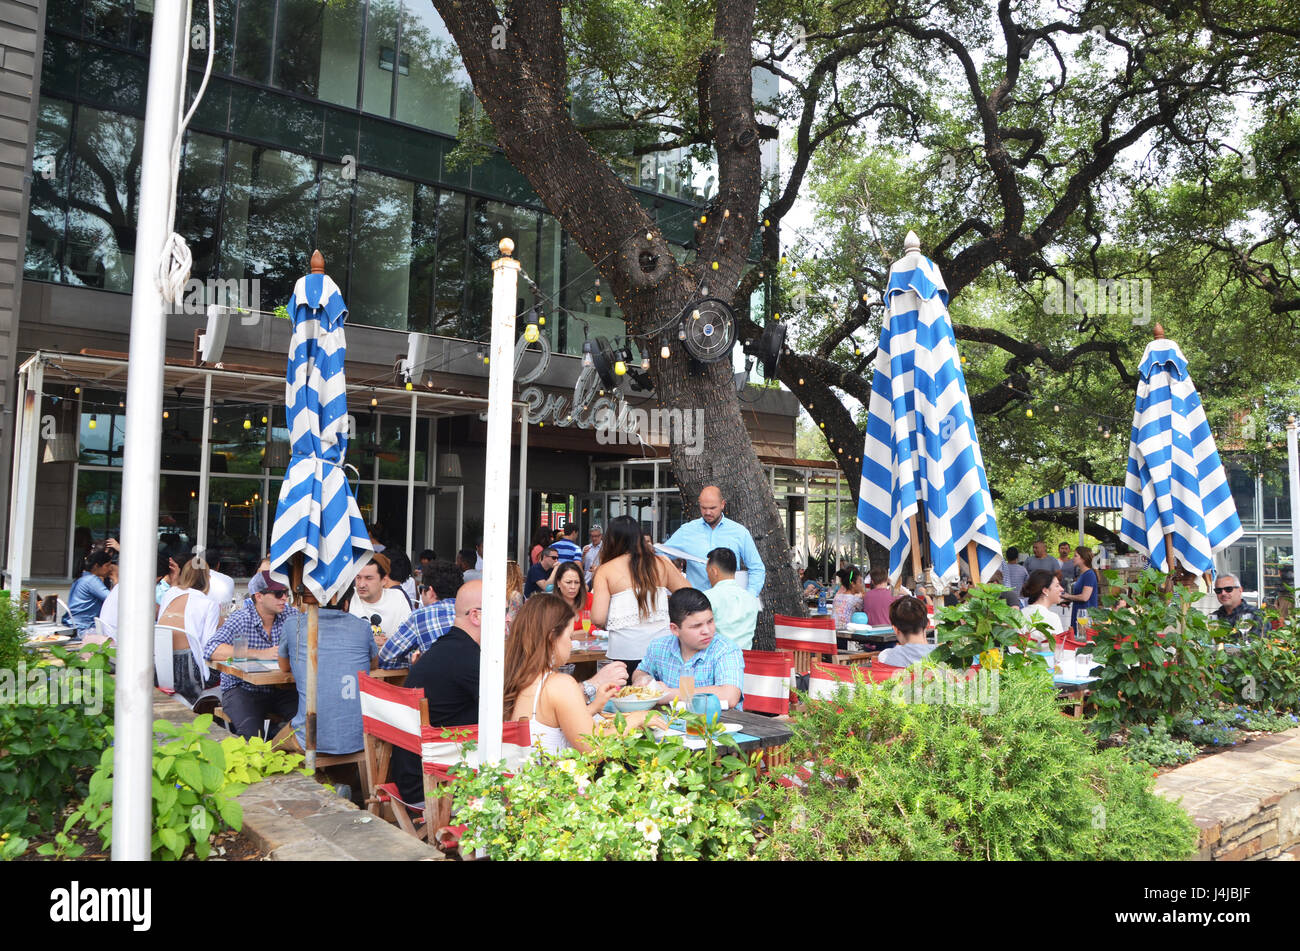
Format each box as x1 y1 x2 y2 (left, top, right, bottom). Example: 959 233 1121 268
0 642 115 841
758 662 1198 860
451 711 761 860
1123 721 1197 767
72 715 308 860
1085 571 1220 736
931 584 1046 671
1219 617 1300 710
0 594 26 676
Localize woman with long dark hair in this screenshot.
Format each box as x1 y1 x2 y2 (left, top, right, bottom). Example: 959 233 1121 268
530 526 553 565
544 561 592 631
503 594 619 755
1020 569 1065 644
589 515 688 675
1059 546 1098 631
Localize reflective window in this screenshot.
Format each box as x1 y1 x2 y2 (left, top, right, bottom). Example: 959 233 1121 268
1262 539 1294 607
1226 459 1258 528
220 142 319 310
208 403 271 475
79 391 126 467
394 2 469 134
75 471 122 547
24 100 74 283
430 190 468 337
561 235 623 350
272 0 364 106
83 0 151 50
178 133 228 288
350 169 416 330
65 107 143 291
234 0 275 84
467 197 539 334
361 0 399 118
207 477 269 576
316 161 355 298
1262 465 1291 526
377 412 428 481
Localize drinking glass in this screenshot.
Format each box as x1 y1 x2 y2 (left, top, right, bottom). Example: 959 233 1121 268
581 616 592 635
691 692 721 727
231 634 248 663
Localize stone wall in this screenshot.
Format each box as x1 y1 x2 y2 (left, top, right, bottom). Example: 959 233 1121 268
1155 727 1300 861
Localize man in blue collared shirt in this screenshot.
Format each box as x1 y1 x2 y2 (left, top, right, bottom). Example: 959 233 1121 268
377 562 463 668
632 588 744 709
66 550 116 634
662 486 765 595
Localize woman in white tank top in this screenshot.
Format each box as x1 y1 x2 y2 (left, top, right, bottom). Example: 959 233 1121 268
503 594 620 755
589 516 688 674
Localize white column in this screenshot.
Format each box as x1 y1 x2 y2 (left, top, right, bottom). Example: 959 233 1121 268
112 0 188 861
1288 417 1300 586
516 406 528 564
194 374 213 566
406 393 417 554
478 239 519 767
1077 482 1086 548
5 360 41 591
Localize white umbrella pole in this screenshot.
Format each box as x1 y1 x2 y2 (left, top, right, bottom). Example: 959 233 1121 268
112 0 187 861
477 239 520 766
1288 417 1300 586
195 374 213 566
1077 482 1085 548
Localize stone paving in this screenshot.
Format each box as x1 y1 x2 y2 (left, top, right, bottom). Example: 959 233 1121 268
1155 727 1300 861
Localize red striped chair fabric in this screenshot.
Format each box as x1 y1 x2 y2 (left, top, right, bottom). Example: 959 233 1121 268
421 720 533 781
359 670 425 755
774 614 839 654
742 649 793 716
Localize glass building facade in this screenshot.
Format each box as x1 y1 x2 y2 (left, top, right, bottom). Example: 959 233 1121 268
25 0 719 356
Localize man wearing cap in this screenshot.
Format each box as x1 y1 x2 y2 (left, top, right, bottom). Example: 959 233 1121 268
205 570 301 738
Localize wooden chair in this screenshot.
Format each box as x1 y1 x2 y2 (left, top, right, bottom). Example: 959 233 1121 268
420 720 533 847
774 614 864 672
359 671 435 840
741 649 794 716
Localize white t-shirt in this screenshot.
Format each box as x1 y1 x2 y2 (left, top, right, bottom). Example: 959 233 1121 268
349 587 412 637
1021 603 1065 642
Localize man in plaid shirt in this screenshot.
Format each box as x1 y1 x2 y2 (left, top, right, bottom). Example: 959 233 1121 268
204 571 301 737
378 562 463 668
631 587 744 710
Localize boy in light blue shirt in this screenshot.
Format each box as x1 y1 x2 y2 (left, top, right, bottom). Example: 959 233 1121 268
704 547 760 650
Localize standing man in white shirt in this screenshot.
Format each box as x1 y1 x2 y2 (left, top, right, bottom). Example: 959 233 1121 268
582 525 603 584
203 548 236 616
348 556 412 640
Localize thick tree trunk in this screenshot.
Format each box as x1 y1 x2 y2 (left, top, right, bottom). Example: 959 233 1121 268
432 0 803 642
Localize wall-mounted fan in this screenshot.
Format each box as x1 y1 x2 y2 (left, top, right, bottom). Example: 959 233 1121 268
678 298 735 363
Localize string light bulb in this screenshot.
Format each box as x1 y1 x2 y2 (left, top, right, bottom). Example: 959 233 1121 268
1054 404 1060 413
74 386 81 395
614 360 627 376
692 309 701 321
524 323 539 343
482 355 489 366
661 344 670 359
582 341 594 368
405 381 413 391
595 293 602 303
371 394 378 407
243 417 252 430
711 261 719 270
538 314 545 326
699 215 707 224
261 415 268 424
677 328 686 341
88 414 97 430
1026 409 1033 418
162 410 169 419
640 356 650 371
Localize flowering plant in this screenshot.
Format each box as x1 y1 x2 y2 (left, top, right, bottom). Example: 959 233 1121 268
931 584 1045 670
450 710 761 860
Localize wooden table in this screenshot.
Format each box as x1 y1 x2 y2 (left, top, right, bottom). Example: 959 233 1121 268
714 709 794 776
568 638 608 682
210 659 407 687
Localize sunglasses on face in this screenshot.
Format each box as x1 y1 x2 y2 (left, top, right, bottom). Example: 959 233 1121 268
1213 586 1238 594
262 590 288 599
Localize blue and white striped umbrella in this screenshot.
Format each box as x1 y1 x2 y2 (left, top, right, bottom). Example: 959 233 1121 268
268 271 373 603
1118 335 1242 574
1018 483 1124 512
856 243 1002 587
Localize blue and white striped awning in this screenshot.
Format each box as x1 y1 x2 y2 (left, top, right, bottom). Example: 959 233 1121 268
268 272 373 604
1018 484 1125 512
1118 338 1242 574
856 250 1001 587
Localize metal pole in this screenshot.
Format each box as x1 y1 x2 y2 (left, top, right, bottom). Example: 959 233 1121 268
112 0 187 861
304 601 318 770
1288 417 1300 585
478 239 519 767
1077 481 1086 548
5 360 42 592
195 375 213 566
516 405 528 565
406 393 417 554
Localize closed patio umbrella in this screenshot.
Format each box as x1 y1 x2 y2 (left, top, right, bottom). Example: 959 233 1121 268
856 231 1002 588
268 250 373 768
1118 324 1242 576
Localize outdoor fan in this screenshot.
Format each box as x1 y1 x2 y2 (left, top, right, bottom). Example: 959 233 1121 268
745 320 786 380
591 336 621 390
678 298 736 363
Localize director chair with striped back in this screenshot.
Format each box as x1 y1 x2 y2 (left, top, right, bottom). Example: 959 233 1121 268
359 671 435 839
421 720 532 850
773 614 868 674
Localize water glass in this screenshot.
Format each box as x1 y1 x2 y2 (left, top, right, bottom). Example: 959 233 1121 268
691 692 721 727
231 634 248 663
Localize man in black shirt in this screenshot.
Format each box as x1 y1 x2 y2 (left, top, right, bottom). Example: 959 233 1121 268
392 580 484 806
1211 574 1263 639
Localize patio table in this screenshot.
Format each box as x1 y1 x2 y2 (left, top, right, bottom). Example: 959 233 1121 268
210 659 407 688
568 637 607 681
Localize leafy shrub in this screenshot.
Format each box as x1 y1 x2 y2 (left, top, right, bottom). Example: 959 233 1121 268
1085 571 1220 736
931 583 1045 670
451 712 761 860
1173 701 1299 746
1219 618 1300 711
758 662 1198 860
72 715 307 860
0 642 115 840
0 594 26 676
1123 721 1197 767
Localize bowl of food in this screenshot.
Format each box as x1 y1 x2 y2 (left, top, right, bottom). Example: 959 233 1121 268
608 684 666 712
